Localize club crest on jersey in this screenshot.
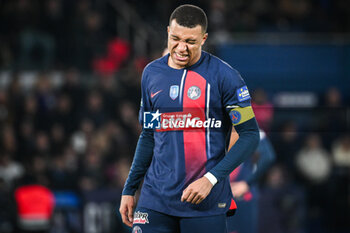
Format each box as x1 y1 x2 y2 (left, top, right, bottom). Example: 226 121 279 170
169 85 179 100
132 226 142 233
133 211 149 224
230 110 241 124
237 86 250 102
187 85 201 100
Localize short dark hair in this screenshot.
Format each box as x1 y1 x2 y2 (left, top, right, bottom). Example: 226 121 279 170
169 4 207 33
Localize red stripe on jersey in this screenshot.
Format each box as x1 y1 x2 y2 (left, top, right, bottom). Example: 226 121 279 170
183 71 207 184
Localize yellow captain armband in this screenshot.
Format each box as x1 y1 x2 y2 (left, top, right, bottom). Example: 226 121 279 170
228 106 255 126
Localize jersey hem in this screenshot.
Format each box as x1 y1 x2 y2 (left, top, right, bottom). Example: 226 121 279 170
137 202 231 218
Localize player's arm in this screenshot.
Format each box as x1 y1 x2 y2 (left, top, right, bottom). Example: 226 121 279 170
208 68 260 183
122 128 154 195
119 128 154 227
120 67 153 227
209 111 260 182
246 131 276 186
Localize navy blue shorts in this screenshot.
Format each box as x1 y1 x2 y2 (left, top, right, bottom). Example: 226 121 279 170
132 207 227 233
226 198 257 233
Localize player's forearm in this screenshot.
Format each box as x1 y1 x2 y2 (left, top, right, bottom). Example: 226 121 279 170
246 137 276 185
209 118 260 182
122 128 154 195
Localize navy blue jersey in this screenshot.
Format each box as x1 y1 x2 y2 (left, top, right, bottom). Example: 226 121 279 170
136 51 254 217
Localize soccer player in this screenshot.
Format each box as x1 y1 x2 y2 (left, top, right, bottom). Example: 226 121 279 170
226 129 276 233
119 4 260 233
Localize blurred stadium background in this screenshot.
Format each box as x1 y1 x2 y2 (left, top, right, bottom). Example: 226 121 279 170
0 0 349 233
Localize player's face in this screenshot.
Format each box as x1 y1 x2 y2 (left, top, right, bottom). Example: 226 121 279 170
167 19 208 69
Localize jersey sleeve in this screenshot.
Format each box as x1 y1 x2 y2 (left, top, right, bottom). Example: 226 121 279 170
208 66 259 182
220 68 255 126
122 128 154 195
138 69 152 125
123 67 155 196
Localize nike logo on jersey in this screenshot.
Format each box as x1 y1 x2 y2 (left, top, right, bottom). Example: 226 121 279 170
151 90 162 98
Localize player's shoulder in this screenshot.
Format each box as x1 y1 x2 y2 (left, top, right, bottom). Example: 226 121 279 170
205 51 241 77
140 56 168 85
143 55 168 74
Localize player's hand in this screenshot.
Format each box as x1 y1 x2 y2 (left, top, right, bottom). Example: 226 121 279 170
119 195 135 227
181 176 213 204
230 181 249 198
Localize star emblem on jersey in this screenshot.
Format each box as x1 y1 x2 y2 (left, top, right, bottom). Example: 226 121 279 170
169 85 179 100
187 85 201 100
151 110 161 122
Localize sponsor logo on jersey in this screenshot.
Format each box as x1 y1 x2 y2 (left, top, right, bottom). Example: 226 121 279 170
187 85 201 100
143 110 222 130
132 226 142 233
151 90 162 98
169 85 179 100
237 86 250 102
229 110 241 125
218 203 227 208
133 211 149 224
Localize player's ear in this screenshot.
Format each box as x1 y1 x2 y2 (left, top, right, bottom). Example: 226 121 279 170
167 26 170 34
201 33 208 46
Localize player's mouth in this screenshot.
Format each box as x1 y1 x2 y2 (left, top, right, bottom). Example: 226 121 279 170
174 52 189 62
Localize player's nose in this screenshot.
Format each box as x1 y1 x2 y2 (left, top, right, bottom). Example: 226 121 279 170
177 41 187 52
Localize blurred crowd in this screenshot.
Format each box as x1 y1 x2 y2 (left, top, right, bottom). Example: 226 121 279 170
253 87 349 233
1 0 350 71
0 0 132 71
0 68 143 189
0 69 144 232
